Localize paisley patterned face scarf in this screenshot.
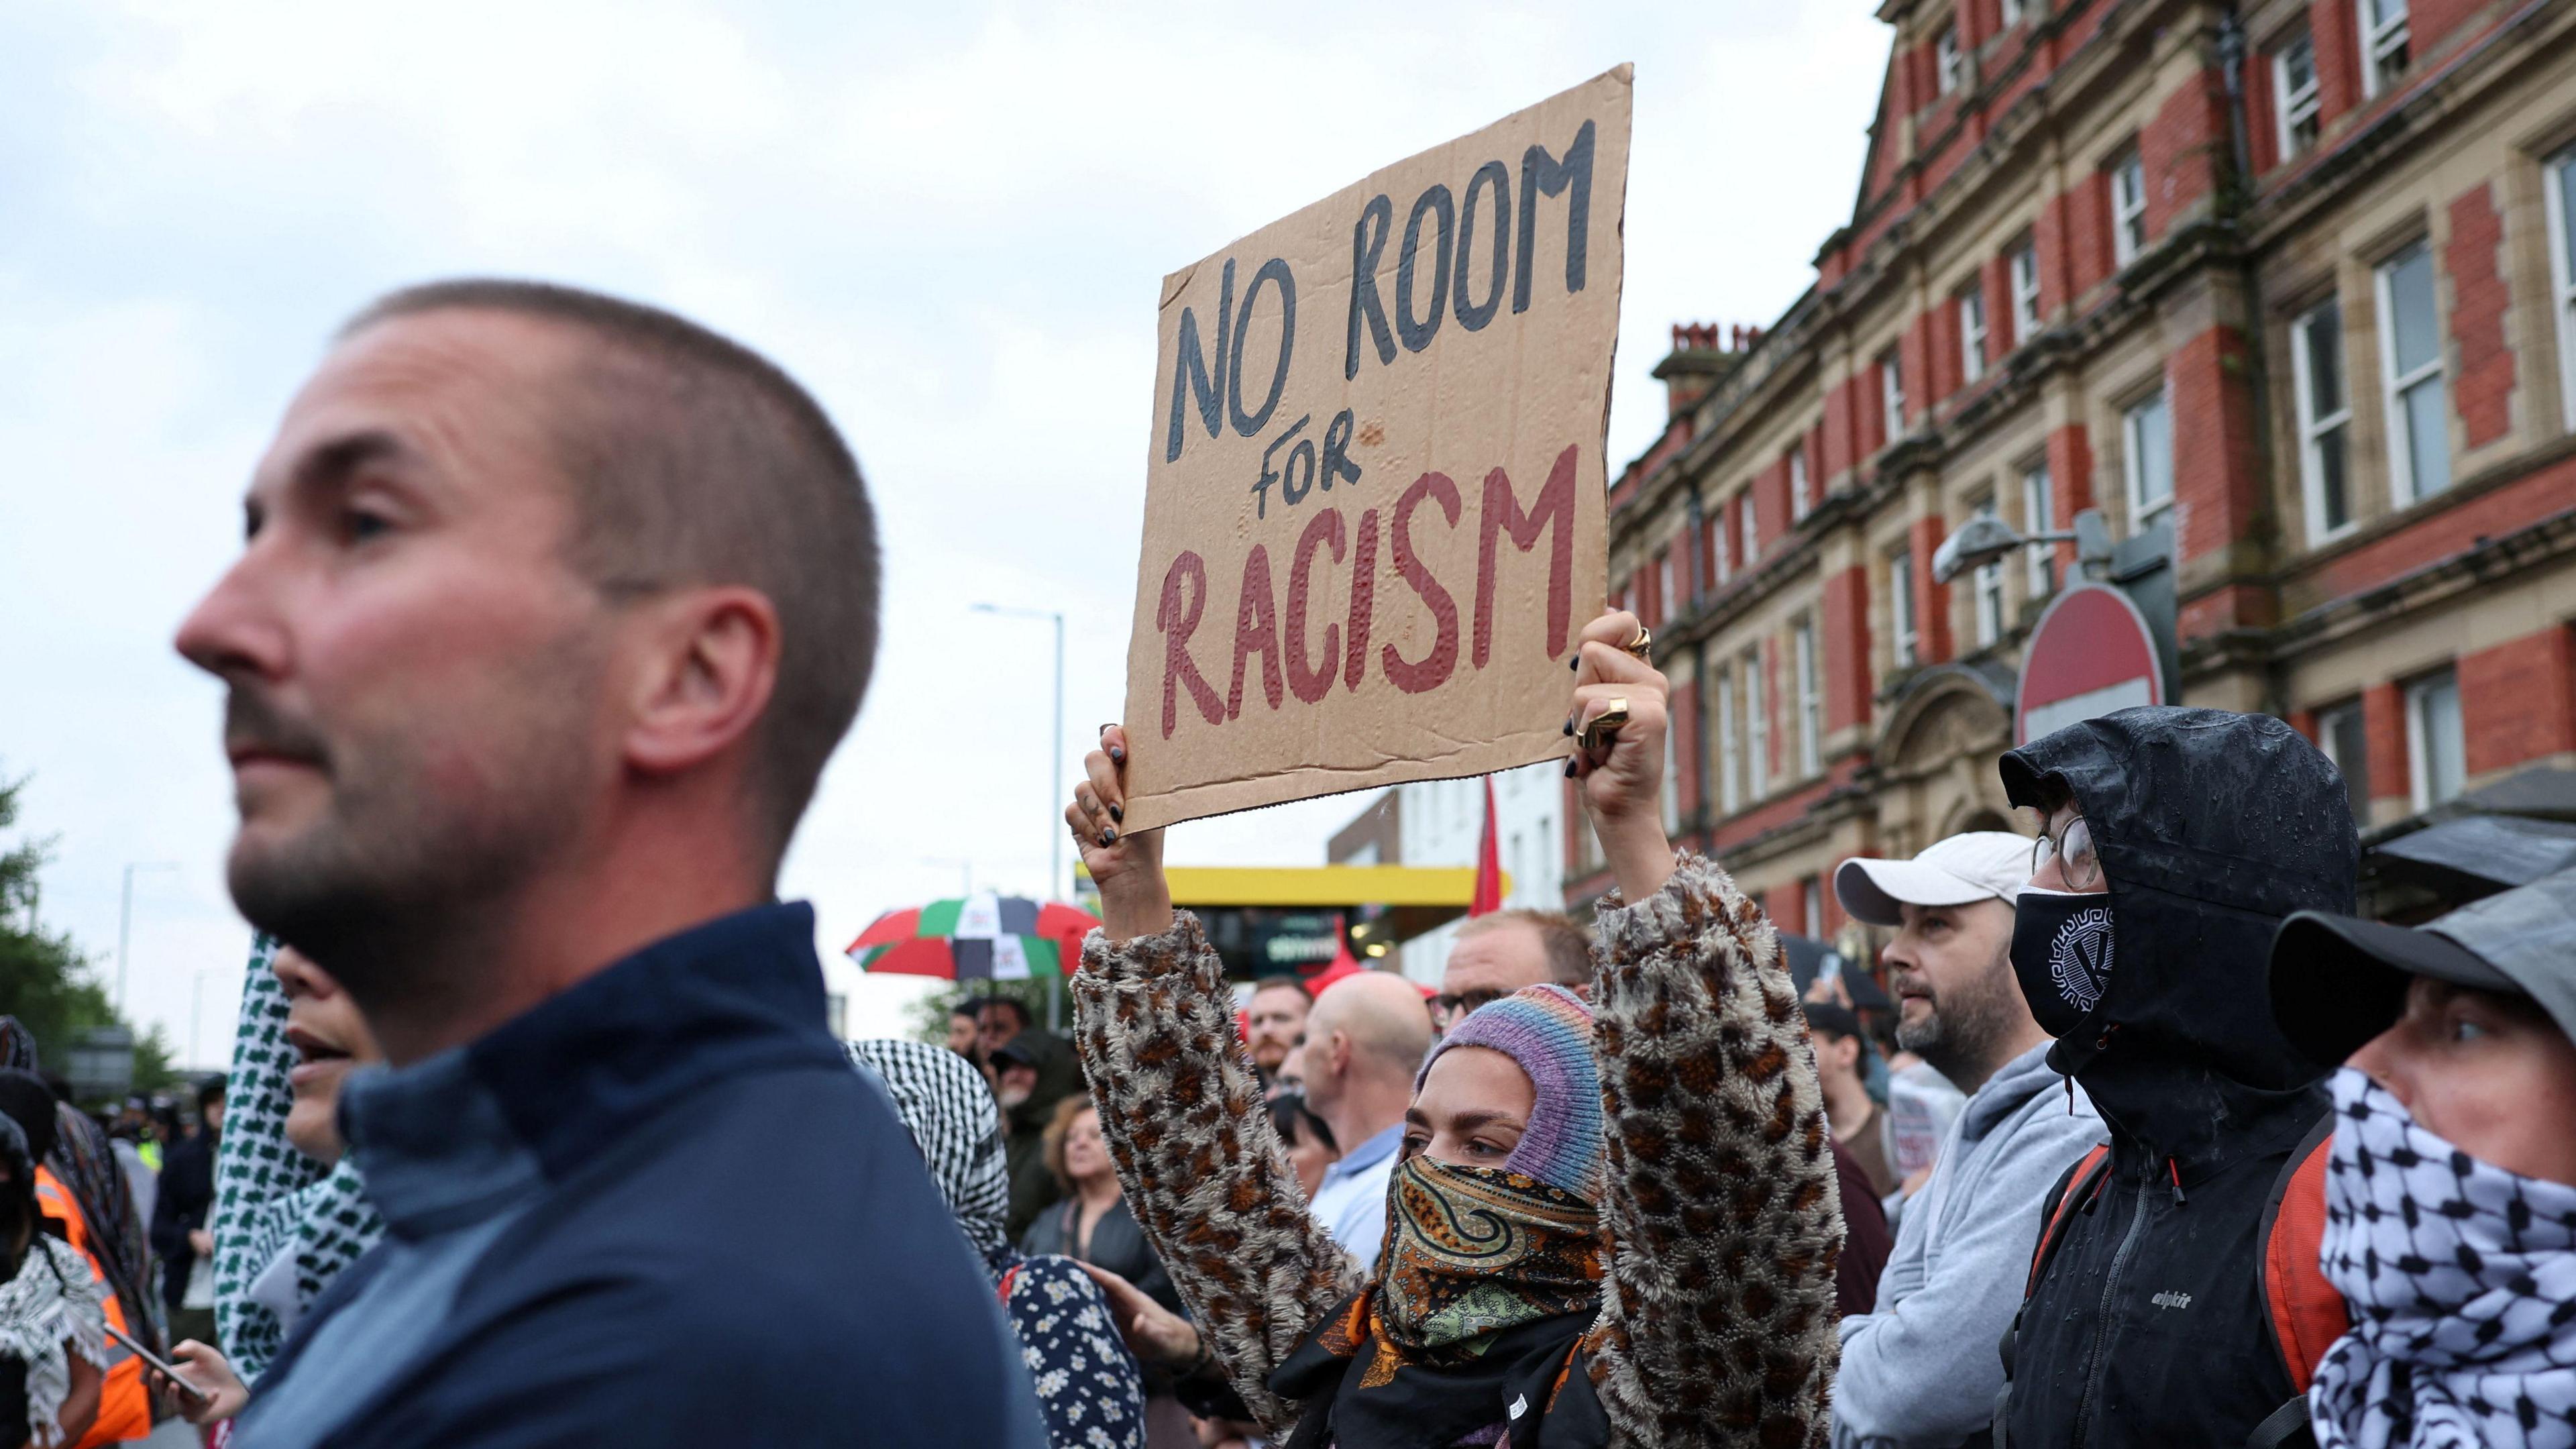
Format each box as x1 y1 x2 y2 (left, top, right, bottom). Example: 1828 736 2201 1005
2011 887 2116 1038
2310 1069 2576 1449
1276 1155 1606 1449
1276 986 1613 1448
1368 1155 1603 1361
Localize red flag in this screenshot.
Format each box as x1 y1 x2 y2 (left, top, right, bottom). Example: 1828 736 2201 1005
1308 914 1366 991
1470 775 1503 916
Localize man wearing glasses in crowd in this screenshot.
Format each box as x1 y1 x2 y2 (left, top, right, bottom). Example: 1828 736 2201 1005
1993 707 2359 1449
1430 909 1595 1029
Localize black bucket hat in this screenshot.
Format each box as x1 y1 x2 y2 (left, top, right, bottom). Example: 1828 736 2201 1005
2269 864 2576 1065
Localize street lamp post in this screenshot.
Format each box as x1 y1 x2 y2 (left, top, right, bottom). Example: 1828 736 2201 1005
117 861 179 1015
189 967 229 1072
972 603 1067 1029
970 604 1067 904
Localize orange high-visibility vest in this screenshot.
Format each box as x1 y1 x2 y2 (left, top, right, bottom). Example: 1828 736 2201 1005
34 1167 152 1445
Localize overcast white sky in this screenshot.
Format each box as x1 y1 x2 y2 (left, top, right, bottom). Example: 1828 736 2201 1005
0 1 1884 1063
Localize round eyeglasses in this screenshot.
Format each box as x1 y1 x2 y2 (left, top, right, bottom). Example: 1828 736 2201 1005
2032 815 2102 891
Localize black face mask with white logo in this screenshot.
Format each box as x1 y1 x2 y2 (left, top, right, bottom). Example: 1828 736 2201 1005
2012 888 2115 1039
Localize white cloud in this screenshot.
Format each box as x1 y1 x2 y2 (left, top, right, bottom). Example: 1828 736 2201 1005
0 1 1881 1057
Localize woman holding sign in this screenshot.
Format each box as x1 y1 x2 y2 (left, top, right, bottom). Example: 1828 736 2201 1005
1065 610 1841 1449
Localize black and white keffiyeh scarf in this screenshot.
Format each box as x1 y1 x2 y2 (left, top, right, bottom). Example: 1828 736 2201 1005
2311 1068 2576 1449
847 1039 1147 1449
0 1116 109 1448
843 1039 1013 1269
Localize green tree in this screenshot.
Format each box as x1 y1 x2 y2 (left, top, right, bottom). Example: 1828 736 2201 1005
0 770 181 1102
898 977 1061 1046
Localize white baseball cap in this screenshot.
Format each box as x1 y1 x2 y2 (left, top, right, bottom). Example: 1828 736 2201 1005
1834 831 2033 927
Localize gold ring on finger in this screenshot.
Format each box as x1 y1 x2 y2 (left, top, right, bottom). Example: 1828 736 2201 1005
1579 698 1631 751
1621 625 1653 662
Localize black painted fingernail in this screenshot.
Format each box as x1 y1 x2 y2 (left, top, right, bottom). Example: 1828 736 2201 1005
1564 758 1578 777
1101 828 1119 846
1108 804 1123 823
1109 746 1125 763
1569 654 1579 671
1562 717 1574 736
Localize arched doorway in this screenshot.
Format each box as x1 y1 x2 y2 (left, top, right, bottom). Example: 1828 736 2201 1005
1874 664 2020 860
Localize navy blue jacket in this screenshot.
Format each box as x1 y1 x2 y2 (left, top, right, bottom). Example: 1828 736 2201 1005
240 902 1047 1449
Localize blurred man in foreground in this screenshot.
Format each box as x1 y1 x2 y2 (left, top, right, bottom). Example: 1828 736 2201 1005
176 279 1042 1448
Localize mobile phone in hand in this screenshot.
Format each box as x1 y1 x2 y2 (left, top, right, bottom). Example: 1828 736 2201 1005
103 1321 208 1403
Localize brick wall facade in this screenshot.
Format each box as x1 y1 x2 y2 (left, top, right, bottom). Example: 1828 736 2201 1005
2141 64 2230 243
2168 326 2265 571
1593 0 2576 926
1821 564 1875 733
2447 182 2516 450
2460 626 2576 775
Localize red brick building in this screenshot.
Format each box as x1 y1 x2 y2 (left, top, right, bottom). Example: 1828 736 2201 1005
1570 0 2576 936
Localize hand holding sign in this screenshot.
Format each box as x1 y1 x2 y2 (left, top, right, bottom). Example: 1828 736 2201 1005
1076 605 1677 945
1120 68 1632 832
1568 610 1679 901
1071 724 1173 945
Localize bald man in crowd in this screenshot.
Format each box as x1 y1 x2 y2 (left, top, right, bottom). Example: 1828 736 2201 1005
1295 972 1433 1271
1432 908 1593 1031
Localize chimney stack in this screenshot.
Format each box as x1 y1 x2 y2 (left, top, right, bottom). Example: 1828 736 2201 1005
1653 321 1756 419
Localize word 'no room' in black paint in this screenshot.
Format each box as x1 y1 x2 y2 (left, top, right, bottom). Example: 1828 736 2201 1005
1161 117 1599 466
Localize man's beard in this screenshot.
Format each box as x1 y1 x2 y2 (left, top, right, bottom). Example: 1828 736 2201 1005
1894 948 2026 1087
224 659 598 1027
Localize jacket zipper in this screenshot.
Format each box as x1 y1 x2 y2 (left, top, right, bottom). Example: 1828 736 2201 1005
2067 1169 2155 1449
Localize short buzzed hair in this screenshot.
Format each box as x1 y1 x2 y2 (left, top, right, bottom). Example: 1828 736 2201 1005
1309 974 1434 1077
1456 908 1593 987
1250 973 1312 1003
341 279 879 862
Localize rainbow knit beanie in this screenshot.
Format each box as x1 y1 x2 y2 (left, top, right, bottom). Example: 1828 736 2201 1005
1415 983 1603 1199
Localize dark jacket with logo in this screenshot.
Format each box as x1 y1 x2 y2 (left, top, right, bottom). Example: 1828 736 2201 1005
1996 708 2356 1449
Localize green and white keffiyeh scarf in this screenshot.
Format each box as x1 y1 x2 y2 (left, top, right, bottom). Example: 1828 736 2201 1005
211 936 383 1383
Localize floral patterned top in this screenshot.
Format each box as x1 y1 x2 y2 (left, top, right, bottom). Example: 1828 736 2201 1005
1002 1254 1150 1449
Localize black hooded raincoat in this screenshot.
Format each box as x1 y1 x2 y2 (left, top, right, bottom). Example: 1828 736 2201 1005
1995 707 2357 1449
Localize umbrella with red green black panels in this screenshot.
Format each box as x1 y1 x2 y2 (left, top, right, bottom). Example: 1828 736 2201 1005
845 892 1102 980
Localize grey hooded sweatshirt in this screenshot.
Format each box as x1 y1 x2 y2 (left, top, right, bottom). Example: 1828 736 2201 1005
1832 1041 2106 1448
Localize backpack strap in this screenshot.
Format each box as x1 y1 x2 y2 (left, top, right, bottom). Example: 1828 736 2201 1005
2243 1111 2347 1449
2025 1143 2113 1299
1992 1143 2114 1449
2256 1112 2348 1394
2245 1393 2316 1449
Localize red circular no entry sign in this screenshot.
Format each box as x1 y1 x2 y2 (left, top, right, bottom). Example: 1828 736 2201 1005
2015 582 2165 746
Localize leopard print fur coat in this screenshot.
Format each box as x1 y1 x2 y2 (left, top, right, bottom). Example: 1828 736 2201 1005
1071 852 1843 1448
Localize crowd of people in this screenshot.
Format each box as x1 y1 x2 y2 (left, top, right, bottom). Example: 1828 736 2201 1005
0 278 2561 1449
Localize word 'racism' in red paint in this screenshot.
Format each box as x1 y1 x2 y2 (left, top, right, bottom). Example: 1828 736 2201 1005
1156 443 1579 739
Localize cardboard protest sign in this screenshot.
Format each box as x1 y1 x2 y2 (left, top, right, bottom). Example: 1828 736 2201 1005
1120 66 1631 831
